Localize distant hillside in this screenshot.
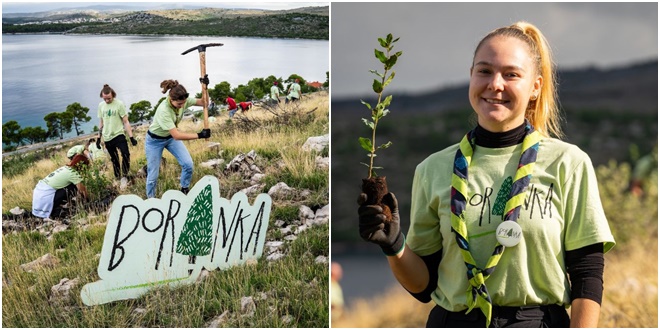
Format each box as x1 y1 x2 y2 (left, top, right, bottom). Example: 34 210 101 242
2 6 329 40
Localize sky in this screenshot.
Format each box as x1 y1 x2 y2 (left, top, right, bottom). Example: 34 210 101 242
331 2 658 99
1 1 326 13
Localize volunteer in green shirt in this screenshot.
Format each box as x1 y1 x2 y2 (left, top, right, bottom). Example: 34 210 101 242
66 141 91 160
270 81 281 105
145 79 211 198
97 84 137 180
358 22 615 328
286 78 302 103
32 154 90 219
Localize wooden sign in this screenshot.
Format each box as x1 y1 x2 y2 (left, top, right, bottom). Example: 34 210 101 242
80 175 272 305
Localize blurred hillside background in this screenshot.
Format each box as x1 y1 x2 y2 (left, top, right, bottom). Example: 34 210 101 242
330 2 658 327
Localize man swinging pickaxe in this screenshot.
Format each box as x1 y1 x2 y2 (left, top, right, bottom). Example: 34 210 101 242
182 43 223 136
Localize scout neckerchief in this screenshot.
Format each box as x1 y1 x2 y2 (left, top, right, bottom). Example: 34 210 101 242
450 120 541 327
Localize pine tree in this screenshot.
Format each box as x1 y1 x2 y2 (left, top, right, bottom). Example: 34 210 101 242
492 176 513 217
176 184 214 256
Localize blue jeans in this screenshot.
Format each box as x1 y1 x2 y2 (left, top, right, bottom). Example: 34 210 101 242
228 108 238 118
145 133 193 198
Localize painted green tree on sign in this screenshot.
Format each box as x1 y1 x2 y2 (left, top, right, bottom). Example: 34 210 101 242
176 184 214 256
492 176 513 217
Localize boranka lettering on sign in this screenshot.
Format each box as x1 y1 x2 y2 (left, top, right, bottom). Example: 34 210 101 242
80 175 272 306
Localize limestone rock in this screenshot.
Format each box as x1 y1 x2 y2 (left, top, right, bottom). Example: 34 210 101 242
240 296 256 316
266 252 285 261
301 134 329 152
315 156 329 170
240 184 265 195
10 206 25 215
49 277 80 303
299 205 315 224
200 159 224 169
312 205 329 226
268 182 295 198
20 253 60 272
206 310 230 328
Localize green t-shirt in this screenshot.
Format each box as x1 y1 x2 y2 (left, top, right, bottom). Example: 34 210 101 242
270 85 280 100
98 99 128 141
88 143 106 161
41 166 83 190
407 137 615 311
288 83 301 98
67 145 85 158
148 96 196 137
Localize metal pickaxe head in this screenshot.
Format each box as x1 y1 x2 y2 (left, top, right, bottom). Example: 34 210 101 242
181 43 224 55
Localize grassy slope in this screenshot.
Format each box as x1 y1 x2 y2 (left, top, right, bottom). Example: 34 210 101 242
2 92 329 327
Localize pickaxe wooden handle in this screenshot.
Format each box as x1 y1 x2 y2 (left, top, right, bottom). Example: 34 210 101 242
182 43 223 131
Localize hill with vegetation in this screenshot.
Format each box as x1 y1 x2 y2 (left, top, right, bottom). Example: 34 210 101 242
2 6 329 40
2 93 329 327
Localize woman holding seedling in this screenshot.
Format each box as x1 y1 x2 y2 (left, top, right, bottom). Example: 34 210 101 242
32 154 90 219
144 79 211 198
358 22 615 327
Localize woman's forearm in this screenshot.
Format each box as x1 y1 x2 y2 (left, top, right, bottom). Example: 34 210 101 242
387 244 430 293
570 298 600 327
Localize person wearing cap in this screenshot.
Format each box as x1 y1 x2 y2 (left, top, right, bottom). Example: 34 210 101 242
270 81 281 105
32 154 90 219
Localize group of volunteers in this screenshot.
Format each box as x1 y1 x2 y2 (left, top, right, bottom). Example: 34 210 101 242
226 78 303 117
32 77 213 219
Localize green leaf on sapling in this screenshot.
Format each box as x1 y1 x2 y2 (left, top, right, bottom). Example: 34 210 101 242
385 54 398 70
381 95 393 109
372 79 383 93
383 71 396 88
374 49 387 64
369 69 383 78
378 38 388 48
360 100 372 110
378 141 393 149
359 137 373 152
362 118 374 129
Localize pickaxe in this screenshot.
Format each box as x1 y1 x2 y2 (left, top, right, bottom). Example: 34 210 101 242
181 43 223 132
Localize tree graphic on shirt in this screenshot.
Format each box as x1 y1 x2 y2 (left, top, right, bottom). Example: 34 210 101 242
492 176 513 217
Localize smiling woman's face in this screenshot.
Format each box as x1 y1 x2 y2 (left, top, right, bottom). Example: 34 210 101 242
468 35 542 132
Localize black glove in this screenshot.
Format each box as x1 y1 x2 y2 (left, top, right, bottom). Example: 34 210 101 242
130 137 138 146
200 74 210 86
197 128 211 139
96 137 101 149
358 192 405 256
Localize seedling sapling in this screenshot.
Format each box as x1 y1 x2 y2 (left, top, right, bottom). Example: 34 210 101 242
359 33 402 222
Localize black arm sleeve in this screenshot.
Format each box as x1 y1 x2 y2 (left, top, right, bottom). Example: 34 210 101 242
405 249 442 303
565 243 604 305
